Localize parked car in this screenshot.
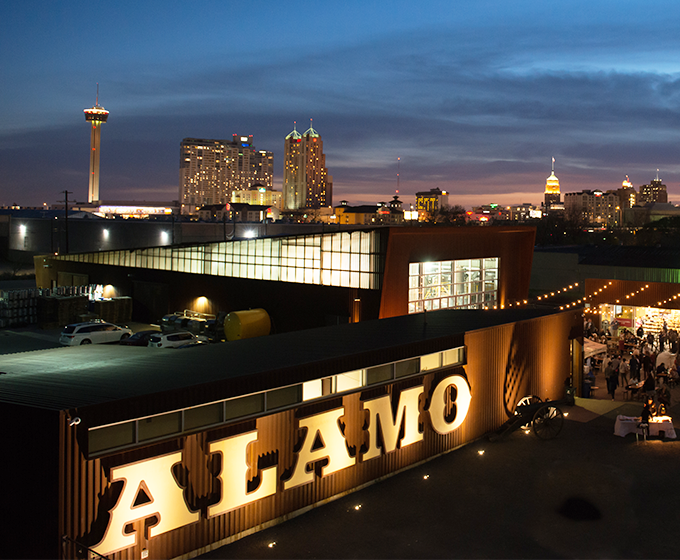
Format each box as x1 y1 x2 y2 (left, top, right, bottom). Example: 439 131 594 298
176 340 208 349
119 330 161 347
60 321 132 346
148 331 198 348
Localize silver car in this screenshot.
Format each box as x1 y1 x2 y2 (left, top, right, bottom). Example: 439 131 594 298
148 331 198 348
60 321 132 346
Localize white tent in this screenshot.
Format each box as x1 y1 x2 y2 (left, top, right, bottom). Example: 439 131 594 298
584 339 607 359
656 350 677 370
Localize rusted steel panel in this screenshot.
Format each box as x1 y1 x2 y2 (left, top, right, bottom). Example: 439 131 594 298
379 226 536 319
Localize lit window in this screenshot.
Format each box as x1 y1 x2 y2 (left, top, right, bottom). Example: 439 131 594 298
408 258 499 313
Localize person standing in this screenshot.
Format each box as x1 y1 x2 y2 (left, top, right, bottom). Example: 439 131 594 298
620 357 630 389
629 353 640 383
606 362 619 400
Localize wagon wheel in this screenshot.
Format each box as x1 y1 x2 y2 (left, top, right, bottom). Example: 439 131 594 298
515 395 542 429
515 395 542 411
532 405 564 439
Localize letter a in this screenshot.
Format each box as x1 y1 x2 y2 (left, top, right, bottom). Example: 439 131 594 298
284 407 355 490
94 451 199 556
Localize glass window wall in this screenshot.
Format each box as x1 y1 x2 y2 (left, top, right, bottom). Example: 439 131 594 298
56 230 383 290
408 258 499 313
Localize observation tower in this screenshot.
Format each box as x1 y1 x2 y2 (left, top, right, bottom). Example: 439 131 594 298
83 86 109 203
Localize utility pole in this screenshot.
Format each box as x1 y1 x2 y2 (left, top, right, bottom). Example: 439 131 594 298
58 191 73 254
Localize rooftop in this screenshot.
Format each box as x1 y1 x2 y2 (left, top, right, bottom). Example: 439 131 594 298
0 308 559 413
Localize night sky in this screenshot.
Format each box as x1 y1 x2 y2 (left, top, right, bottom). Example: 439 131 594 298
2 0 680 209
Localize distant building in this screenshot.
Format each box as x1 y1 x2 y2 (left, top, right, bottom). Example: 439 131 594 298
197 204 230 222
70 201 178 219
614 176 637 210
232 183 282 210
180 136 273 216
197 203 280 223
469 204 508 224
415 188 449 220
283 122 332 211
564 190 619 226
638 171 667 205
333 197 404 225
544 158 561 209
508 203 542 221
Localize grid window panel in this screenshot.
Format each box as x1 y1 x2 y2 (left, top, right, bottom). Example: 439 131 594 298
55 230 383 291
408 258 499 314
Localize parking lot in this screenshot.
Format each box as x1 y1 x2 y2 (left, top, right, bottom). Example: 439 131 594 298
0 322 158 356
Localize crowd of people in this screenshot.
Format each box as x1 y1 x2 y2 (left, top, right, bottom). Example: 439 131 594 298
584 317 678 410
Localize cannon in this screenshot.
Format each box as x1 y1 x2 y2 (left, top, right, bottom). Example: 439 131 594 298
489 395 566 441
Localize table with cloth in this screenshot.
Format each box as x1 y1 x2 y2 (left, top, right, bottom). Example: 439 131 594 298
614 415 677 439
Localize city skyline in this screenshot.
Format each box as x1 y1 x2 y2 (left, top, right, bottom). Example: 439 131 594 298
2 1 680 209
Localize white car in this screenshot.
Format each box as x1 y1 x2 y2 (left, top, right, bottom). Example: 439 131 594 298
148 331 198 348
60 321 132 346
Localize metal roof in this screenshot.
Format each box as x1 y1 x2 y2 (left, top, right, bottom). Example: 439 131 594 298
0 308 560 413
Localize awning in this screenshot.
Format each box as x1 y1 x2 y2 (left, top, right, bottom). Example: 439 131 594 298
584 339 608 359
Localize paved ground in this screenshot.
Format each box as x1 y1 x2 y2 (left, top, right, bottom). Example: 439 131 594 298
200 397 680 559
0 322 158 355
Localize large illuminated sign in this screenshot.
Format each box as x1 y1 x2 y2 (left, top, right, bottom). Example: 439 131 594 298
93 374 471 556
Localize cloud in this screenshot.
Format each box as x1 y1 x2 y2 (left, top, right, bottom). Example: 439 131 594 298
4 5 680 208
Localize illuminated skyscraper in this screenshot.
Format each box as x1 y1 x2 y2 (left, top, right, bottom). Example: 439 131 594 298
83 87 109 203
638 170 668 205
179 135 273 215
616 175 637 209
544 157 561 207
283 120 332 211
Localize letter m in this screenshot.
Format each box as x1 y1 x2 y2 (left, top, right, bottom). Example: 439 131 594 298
363 385 423 460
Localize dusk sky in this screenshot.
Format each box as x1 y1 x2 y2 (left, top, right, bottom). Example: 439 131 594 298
2 0 680 209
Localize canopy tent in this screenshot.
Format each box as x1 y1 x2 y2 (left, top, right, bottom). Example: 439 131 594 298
584 339 608 359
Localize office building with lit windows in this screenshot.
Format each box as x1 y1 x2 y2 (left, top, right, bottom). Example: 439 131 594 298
283 122 332 210
638 172 668 205
415 188 449 220
180 136 273 215
564 190 619 226
232 183 283 209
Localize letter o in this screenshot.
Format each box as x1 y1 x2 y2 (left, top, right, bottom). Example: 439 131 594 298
429 374 471 434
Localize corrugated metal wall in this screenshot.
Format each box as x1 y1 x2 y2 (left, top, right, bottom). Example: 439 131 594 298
58 310 577 560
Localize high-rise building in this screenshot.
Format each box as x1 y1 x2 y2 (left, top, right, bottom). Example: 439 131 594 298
283 121 332 211
614 175 637 209
415 187 449 220
544 157 561 208
638 171 667 205
83 88 109 203
180 135 273 215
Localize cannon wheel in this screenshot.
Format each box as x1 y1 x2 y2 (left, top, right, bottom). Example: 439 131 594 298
516 395 542 429
516 395 542 411
532 404 564 439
